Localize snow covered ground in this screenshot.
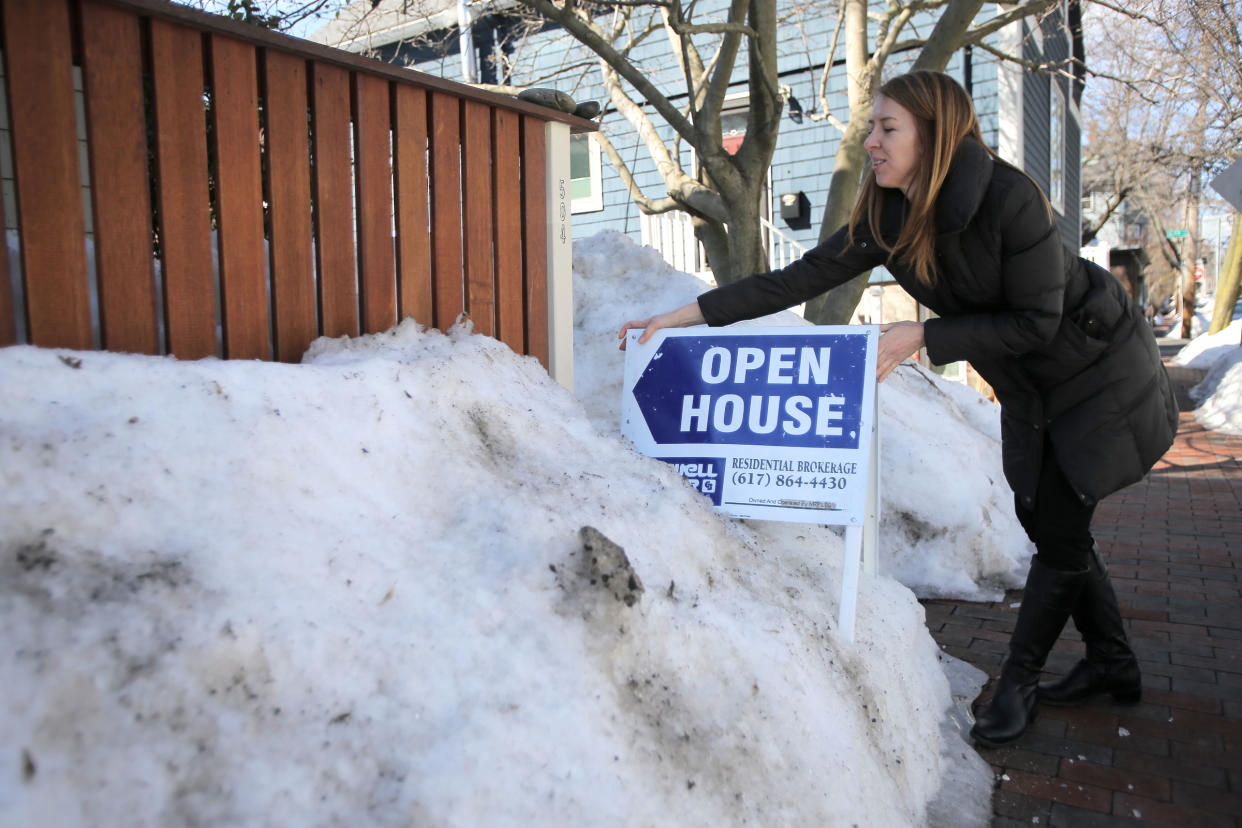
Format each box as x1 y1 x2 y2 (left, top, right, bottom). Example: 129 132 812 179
3 230 1239 826
1173 317 1242 435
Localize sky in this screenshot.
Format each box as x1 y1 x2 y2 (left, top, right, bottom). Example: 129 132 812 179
2 230 1240 826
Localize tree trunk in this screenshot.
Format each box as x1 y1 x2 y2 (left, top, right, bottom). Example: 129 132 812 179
803 0 871 324
692 184 768 284
726 194 770 283
1181 114 1205 339
1208 213 1241 336
910 0 985 72
693 216 731 280
1180 258 1195 339
802 119 871 323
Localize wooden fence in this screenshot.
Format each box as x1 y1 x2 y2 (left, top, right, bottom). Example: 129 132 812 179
0 0 592 378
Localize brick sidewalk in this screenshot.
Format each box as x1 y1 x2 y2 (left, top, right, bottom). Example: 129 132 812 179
923 410 1242 827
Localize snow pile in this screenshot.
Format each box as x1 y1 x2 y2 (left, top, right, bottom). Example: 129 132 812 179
1172 317 1242 370
2 291 992 826
1182 320 1242 435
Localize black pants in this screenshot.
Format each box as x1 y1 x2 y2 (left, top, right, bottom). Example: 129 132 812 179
1014 438 1096 572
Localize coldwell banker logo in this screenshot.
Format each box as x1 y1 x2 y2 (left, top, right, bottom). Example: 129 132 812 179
659 457 724 505
631 334 868 449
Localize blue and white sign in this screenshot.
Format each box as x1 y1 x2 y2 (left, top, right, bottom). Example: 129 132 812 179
622 326 878 525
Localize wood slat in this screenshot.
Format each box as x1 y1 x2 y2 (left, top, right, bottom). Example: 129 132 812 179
392 83 432 327
429 91 463 331
492 108 523 353
0 107 11 345
2 0 91 349
79 0 159 354
310 62 358 338
149 18 217 359
521 117 548 365
353 72 396 335
262 50 316 363
462 100 494 337
210 34 269 360
262 50 315 362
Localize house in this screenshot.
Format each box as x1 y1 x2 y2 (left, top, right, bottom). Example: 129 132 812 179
1080 189 1155 316
311 0 1085 385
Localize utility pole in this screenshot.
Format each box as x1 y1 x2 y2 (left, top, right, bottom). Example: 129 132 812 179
1180 218 1197 340
1181 83 1208 339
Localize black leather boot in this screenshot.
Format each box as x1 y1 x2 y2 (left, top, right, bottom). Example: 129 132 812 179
1039 546 1142 706
970 557 1088 749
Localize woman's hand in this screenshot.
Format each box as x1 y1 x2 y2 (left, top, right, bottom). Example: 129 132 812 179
618 301 706 350
877 321 925 381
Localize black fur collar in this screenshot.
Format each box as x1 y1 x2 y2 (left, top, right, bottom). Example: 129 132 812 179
933 138 994 234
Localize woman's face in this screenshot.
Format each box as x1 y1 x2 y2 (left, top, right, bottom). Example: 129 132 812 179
864 95 922 197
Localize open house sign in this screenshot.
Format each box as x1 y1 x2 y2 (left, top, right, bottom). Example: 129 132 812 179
622 326 878 525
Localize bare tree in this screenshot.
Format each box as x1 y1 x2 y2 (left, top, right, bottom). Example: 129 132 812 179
510 0 787 284
1079 0 1241 332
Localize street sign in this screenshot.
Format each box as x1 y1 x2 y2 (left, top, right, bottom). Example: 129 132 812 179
1210 157 1242 213
623 326 877 524
1166 229 1189 238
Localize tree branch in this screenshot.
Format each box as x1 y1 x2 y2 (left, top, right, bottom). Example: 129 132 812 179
956 0 1059 46
517 0 697 142
592 128 680 214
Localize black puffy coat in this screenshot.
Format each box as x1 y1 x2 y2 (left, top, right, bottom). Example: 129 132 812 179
697 138 1178 507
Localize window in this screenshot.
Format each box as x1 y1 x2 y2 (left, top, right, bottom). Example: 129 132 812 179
718 93 750 155
1081 191 1097 216
1049 78 1066 214
570 133 603 214
721 108 747 155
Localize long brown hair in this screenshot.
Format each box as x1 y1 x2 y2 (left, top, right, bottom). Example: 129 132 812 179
847 71 986 287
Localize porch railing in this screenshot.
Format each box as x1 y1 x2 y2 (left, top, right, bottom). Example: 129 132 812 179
761 217 808 270
0 0 593 386
639 210 808 280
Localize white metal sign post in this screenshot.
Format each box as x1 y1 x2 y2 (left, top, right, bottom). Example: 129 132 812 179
622 326 880 642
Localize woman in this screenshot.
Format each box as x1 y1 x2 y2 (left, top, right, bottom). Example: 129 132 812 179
618 70 1177 748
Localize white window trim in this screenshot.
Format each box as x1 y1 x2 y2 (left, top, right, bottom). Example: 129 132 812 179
995 8 1025 169
570 134 603 214
1049 76 1066 215
1028 15 1044 49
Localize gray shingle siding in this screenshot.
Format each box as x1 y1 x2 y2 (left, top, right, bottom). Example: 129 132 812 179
1061 100 1082 249
970 56 1002 151
1022 30 1052 196
1019 16 1081 250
